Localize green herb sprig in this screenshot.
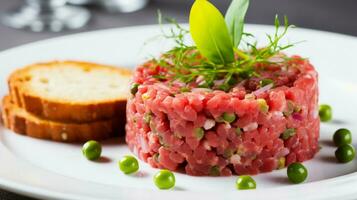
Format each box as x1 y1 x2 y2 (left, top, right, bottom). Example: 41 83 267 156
153 0 297 91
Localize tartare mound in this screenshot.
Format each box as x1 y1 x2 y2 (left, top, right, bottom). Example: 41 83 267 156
126 55 319 176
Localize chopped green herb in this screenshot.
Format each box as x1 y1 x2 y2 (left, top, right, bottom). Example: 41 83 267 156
236 127 243 136
218 83 231 92
130 83 139 95
245 94 256 100
194 127 205 140
259 78 274 88
152 75 167 81
257 99 269 113
283 100 295 116
153 153 160 163
173 132 183 139
144 112 152 124
179 87 191 93
209 166 220 176
277 157 286 169
141 93 150 100
281 128 296 140
223 149 233 158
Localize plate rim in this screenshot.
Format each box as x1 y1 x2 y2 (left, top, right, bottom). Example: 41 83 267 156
1 24 357 200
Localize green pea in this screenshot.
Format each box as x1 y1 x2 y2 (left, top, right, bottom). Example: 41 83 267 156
319 104 332 122
222 112 236 123
130 83 140 95
333 128 352 146
82 140 102 160
119 155 139 174
153 169 176 189
236 175 256 190
287 162 308 184
335 144 355 163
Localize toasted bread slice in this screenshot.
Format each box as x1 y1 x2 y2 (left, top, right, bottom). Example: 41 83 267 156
1 95 122 143
8 61 131 123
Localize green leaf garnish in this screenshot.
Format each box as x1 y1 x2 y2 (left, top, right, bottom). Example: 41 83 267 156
189 0 234 65
225 0 250 47
150 3 299 92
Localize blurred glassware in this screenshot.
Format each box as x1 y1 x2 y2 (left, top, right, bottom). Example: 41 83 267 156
1 0 91 32
68 0 149 13
67 0 95 5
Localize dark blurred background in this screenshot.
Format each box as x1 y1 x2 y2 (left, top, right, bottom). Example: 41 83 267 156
0 0 356 199
0 0 357 51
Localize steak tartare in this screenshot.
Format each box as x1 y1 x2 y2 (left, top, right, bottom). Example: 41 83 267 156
126 54 319 176
126 0 319 176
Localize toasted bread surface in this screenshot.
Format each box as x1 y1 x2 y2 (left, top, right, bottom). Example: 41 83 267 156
8 61 131 122
1 96 123 143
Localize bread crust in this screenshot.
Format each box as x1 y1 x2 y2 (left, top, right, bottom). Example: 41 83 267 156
8 61 131 123
1 96 124 143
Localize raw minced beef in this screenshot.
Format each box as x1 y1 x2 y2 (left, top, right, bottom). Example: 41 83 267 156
125 55 319 176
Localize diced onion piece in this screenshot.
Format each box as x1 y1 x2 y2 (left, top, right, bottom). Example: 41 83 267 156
203 119 216 130
243 122 258 132
253 83 273 96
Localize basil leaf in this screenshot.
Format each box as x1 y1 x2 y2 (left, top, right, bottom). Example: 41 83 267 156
189 0 234 65
225 0 250 47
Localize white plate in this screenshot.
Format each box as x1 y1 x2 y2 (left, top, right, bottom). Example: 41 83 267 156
0 24 357 200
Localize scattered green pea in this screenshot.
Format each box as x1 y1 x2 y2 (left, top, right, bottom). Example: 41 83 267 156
236 175 256 190
119 155 139 174
335 144 355 163
333 128 352 147
319 104 332 122
82 140 102 161
130 83 139 95
287 162 308 184
153 169 176 190
222 112 236 123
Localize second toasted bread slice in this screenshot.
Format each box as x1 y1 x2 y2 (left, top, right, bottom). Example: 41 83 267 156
2 96 122 142
8 61 131 123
